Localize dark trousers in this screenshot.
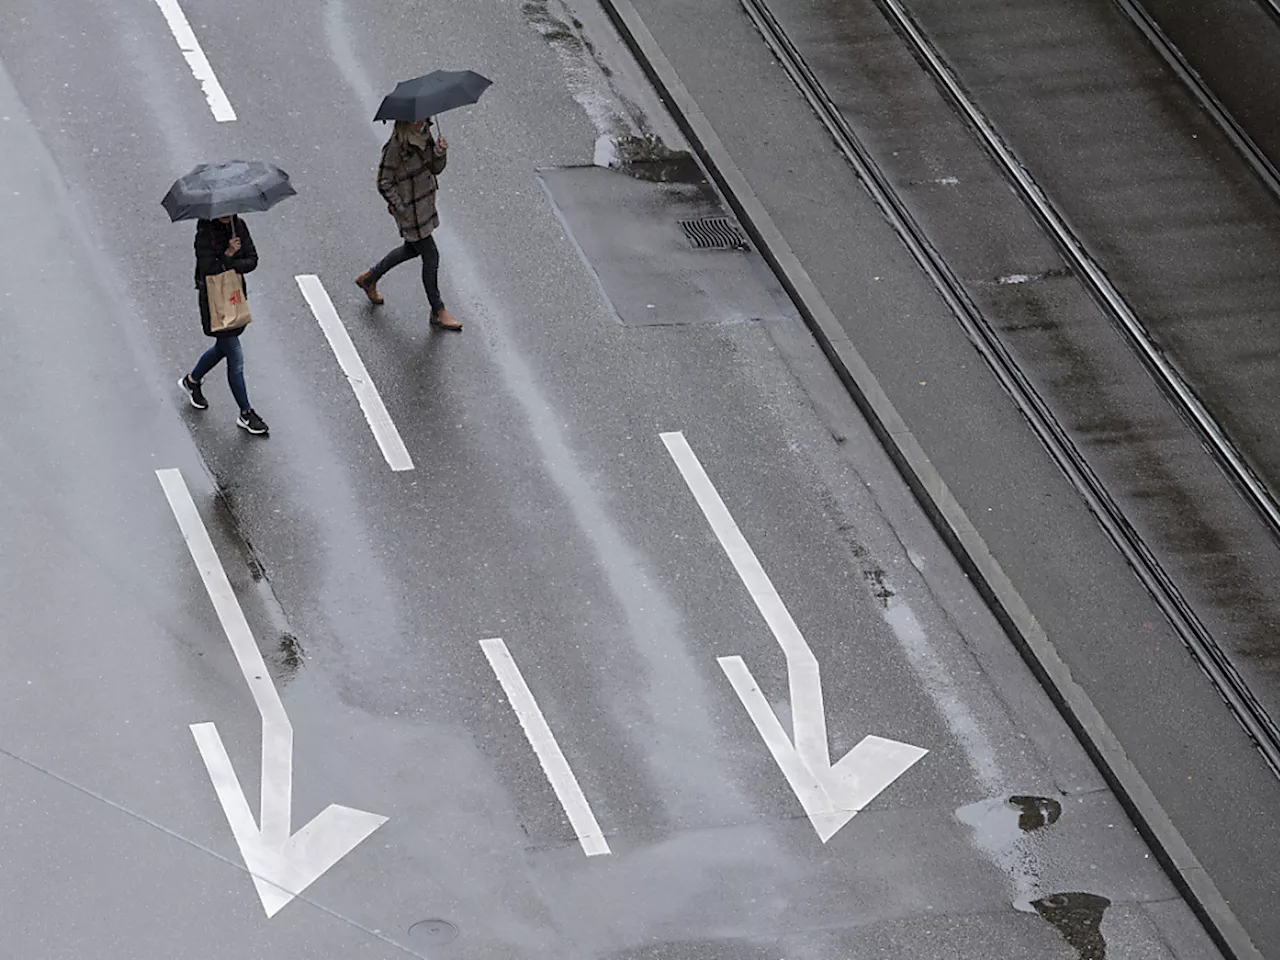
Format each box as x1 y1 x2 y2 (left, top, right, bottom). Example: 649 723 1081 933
369 235 444 314
191 333 250 412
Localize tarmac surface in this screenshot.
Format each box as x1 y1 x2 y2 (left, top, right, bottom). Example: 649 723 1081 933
0 0 1263 957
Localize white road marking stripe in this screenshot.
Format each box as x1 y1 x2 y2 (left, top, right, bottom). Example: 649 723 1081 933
479 638 610 857
661 431 926 839
295 275 414 472
660 430 829 769
152 0 237 122
158 468 388 916
157 468 295 845
156 469 289 736
660 431 805 656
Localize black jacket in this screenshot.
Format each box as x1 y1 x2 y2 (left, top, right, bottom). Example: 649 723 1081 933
195 217 259 337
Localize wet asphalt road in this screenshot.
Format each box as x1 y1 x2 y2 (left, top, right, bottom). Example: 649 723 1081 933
0 0 1233 958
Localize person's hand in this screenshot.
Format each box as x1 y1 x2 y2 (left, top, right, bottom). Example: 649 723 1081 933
225 236 242 257
436 136 448 152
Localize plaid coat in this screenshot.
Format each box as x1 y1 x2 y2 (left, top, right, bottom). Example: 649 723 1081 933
377 135 448 242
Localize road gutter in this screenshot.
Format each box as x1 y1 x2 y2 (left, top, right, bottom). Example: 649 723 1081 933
592 0 1261 957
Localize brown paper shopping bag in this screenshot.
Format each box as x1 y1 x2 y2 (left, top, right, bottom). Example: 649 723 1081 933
206 270 253 334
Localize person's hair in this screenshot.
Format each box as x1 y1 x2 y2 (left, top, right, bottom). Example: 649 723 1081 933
392 119 432 143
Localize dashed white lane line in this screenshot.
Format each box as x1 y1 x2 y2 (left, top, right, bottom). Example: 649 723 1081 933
295 275 414 472
152 0 237 122
479 638 611 857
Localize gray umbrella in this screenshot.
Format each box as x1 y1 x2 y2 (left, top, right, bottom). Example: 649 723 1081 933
373 70 492 123
161 160 296 222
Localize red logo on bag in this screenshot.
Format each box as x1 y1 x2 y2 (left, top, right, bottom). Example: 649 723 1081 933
229 291 243 305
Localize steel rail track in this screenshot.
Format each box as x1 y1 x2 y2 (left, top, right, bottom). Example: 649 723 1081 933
1110 0 1280 203
734 0 1280 785
872 0 1280 547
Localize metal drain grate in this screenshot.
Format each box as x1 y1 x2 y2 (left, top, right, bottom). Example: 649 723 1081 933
679 217 749 250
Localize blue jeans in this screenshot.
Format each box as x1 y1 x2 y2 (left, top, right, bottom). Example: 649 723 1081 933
370 235 444 314
191 334 250 412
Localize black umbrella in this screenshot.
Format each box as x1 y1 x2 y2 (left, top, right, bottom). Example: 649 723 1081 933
161 160 296 222
373 70 493 125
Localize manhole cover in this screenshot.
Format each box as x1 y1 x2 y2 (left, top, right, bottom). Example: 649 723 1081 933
408 919 459 945
678 216 748 250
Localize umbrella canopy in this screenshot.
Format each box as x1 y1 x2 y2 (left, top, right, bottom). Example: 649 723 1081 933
374 70 493 123
161 160 296 222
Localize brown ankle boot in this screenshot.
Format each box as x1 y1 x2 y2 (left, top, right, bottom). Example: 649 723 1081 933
430 307 462 330
355 271 384 305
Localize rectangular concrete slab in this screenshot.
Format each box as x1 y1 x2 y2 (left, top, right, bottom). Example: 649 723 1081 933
540 165 794 327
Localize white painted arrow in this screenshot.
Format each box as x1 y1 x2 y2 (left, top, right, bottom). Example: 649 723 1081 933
157 469 387 917
660 432 927 841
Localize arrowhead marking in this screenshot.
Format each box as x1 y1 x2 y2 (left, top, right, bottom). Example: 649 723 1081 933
192 722 388 917
719 657 927 841
245 804 390 918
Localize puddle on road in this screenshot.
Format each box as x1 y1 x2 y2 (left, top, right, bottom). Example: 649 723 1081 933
956 795 1058 915
599 133 700 183
523 0 584 45
1009 794 1063 832
958 797 1109 958
1033 892 1111 960
863 565 895 606
206 473 306 686
957 794 1060 850
272 633 304 679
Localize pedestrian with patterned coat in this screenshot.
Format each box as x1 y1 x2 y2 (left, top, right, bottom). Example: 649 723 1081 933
355 118 462 330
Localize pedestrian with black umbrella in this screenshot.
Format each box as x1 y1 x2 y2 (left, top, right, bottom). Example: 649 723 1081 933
355 70 492 332
162 161 296 436
183 215 267 433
